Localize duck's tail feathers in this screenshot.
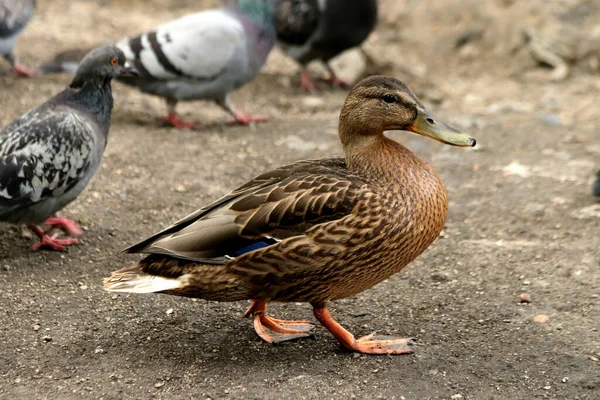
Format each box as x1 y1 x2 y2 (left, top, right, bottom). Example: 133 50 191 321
104 265 188 294
36 47 94 75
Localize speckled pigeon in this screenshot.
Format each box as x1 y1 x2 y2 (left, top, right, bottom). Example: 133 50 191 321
0 45 137 251
0 0 36 77
275 0 378 92
39 0 281 129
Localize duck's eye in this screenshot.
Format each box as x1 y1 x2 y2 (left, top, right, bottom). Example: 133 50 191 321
382 94 398 104
110 57 118 66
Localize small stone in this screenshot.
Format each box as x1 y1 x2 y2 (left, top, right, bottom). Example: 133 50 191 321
533 315 549 323
301 96 325 110
537 114 562 127
174 185 186 193
522 280 531 286
451 395 463 399
42 336 52 342
431 272 450 282
562 377 569 383
166 308 174 315
155 382 165 388
543 385 551 390
33 324 40 331
94 347 104 354
79 285 88 290
520 293 531 303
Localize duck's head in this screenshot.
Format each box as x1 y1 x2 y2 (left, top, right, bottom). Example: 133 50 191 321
339 75 475 149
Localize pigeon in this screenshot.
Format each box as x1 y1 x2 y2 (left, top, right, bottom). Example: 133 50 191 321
39 0 281 130
0 45 138 251
0 0 36 77
275 0 378 92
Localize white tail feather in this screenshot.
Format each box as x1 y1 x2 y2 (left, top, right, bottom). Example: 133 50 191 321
104 273 188 294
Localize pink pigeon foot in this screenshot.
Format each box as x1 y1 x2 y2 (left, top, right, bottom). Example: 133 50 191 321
227 111 269 126
13 63 37 78
43 217 84 237
31 233 81 252
158 113 199 130
300 68 317 93
29 226 81 252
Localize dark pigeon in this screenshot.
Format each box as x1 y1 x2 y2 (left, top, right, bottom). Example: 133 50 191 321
0 45 137 251
276 0 378 92
39 0 281 130
0 0 36 77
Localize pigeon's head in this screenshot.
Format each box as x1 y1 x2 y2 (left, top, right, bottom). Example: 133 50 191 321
70 45 138 89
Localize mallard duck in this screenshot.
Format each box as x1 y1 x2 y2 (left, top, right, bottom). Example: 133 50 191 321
104 76 475 354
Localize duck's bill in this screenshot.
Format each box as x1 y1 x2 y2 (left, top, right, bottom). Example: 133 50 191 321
408 106 476 147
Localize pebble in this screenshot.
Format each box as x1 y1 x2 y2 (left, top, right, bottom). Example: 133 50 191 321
520 293 531 303
42 336 52 342
451 395 463 399
431 272 450 282
155 382 165 388
166 308 174 315
537 114 562 127
33 324 40 331
533 315 549 323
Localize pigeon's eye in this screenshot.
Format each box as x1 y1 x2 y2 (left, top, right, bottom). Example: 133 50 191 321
110 57 118 66
382 94 398 104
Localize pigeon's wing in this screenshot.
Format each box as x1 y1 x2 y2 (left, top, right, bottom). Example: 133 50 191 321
0 108 97 216
117 9 245 81
0 0 35 37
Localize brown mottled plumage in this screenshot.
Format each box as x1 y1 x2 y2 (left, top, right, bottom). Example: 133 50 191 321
105 76 476 354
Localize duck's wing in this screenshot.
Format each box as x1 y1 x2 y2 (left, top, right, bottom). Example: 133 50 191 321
0 107 98 217
116 9 245 82
124 158 369 264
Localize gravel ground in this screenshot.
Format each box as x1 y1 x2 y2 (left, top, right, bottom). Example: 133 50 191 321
0 1 598 399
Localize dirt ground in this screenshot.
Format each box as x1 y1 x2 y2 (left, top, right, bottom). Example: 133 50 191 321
0 0 599 399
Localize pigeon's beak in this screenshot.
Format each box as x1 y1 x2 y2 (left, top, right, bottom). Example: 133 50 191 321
121 61 139 77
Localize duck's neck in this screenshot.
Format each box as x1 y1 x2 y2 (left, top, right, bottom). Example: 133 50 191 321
343 133 438 187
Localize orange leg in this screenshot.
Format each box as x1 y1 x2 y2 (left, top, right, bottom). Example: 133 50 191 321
312 304 413 355
245 300 315 344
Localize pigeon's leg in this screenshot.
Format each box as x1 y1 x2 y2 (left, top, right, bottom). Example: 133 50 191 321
43 217 84 237
312 303 414 355
29 225 81 252
299 68 317 93
158 99 199 130
4 53 36 77
219 97 269 126
245 300 315 343
323 64 349 89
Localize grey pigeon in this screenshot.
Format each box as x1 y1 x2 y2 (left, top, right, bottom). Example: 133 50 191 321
0 45 137 251
275 0 378 92
0 0 36 77
39 0 281 129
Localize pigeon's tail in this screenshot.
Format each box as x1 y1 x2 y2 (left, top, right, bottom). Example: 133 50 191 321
103 264 189 294
37 48 93 74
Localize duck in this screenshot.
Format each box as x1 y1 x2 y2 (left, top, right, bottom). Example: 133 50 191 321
0 0 37 77
0 45 137 251
104 75 476 354
275 0 378 92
